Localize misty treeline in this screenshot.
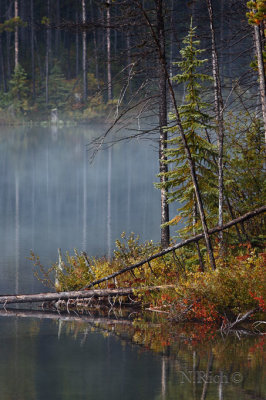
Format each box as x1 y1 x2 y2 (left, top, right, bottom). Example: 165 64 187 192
0 1 262 115
0 0 265 265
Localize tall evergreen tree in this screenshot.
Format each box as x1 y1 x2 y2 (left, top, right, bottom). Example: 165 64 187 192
158 22 217 246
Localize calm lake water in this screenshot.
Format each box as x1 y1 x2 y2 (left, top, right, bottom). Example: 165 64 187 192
0 125 264 400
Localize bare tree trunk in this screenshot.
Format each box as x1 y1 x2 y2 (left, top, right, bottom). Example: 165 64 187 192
15 172 20 294
6 30 11 80
169 0 174 80
55 0 61 54
106 0 112 101
30 0 35 99
75 11 79 77
0 34 7 92
34 33 43 79
157 0 170 248
107 147 112 259
14 0 19 69
45 0 51 105
254 24 266 142
225 195 243 243
82 0 87 102
90 0 99 86
82 150 87 250
206 0 225 256
193 200 205 271
6 1 11 80
126 29 132 93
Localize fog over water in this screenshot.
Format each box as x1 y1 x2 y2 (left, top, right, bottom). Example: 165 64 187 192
0 124 172 294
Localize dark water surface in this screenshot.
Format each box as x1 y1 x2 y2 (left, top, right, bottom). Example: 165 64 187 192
0 126 264 400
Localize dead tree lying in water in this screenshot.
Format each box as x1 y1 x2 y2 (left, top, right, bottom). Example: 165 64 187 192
0 285 174 308
0 206 264 309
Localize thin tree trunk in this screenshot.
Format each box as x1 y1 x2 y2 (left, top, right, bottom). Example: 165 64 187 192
157 0 170 248
45 0 50 105
34 33 43 80
6 1 11 80
14 0 19 69
55 0 61 54
254 24 266 142
30 0 35 98
126 30 132 93
15 172 20 294
0 34 7 92
169 0 174 80
75 11 79 78
82 0 87 102
206 0 225 256
219 0 224 83
90 0 99 86
82 150 87 250
225 195 243 243
107 147 112 259
193 200 205 271
106 0 112 101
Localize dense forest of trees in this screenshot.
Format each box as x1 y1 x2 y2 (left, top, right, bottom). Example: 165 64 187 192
0 1 263 119
0 0 265 258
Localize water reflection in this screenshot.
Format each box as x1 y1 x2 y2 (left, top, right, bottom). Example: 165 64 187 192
0 125 164 294
0 311 264 400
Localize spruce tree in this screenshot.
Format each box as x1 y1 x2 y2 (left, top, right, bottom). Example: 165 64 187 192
9 64 29 113
157 22 217 239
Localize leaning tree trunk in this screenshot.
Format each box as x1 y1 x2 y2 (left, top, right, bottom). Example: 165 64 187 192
254 24 266 142
206 0 225 257
136 0 216 268
82 0 87 102
14 0 19 69
157 0 170 248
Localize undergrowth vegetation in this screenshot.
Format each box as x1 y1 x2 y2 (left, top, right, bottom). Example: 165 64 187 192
30 232 266 324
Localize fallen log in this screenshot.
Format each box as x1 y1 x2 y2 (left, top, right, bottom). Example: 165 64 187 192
83 205 266 289
0 285 174 306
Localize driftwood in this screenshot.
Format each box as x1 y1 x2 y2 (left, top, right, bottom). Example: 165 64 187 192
0 285 174 307
221 308 259 332
83 205 266 289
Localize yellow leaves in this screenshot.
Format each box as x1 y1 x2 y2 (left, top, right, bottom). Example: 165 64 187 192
168 215 182 226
